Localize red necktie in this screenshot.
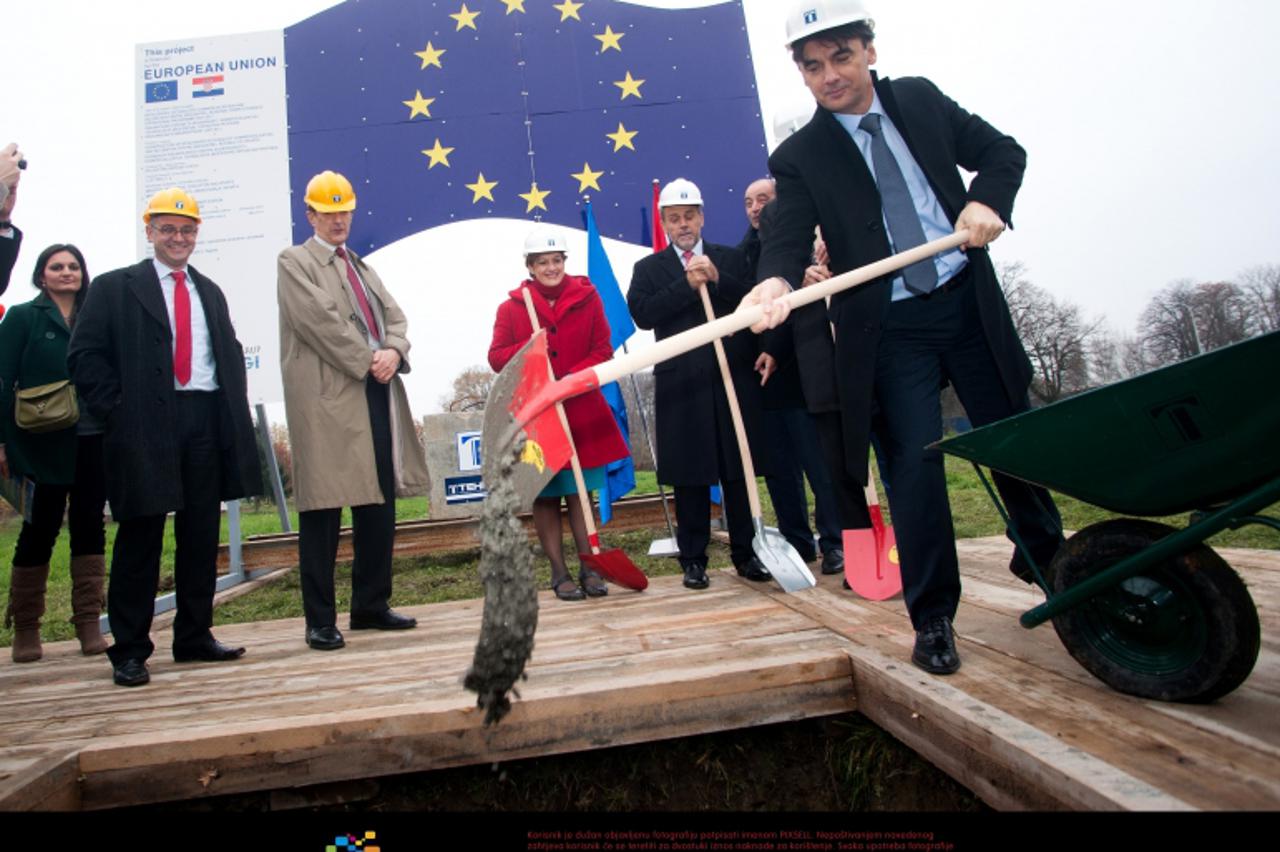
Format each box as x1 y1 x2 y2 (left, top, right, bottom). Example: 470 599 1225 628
682 249 693 266
335 246 380 341
172 270 192 386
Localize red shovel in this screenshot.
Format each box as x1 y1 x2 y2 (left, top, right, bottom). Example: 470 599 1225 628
843 466 902 600
521 288 647 591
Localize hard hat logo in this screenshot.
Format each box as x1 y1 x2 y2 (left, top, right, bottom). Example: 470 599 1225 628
305 170 358 213
804 10 818 24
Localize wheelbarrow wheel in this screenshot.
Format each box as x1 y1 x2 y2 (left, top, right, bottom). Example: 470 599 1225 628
1049 519 1260 704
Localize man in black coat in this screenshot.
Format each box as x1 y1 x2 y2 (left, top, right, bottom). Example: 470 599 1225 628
628 178 773 590
0 142 23 295
68 188 262 687
741 177 846 576
749 2 1063 674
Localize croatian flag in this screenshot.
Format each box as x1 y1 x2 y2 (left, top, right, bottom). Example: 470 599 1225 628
192 75 225 98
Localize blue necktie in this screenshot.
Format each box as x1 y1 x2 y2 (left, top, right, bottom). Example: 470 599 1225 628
859 112 937 296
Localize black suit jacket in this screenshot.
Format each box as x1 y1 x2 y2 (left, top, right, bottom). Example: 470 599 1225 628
67 259 262 520
627 243 770 485
758 74 1033 483
0 225 22 297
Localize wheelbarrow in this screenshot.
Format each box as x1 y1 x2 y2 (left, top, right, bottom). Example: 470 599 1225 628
934 329 1279 703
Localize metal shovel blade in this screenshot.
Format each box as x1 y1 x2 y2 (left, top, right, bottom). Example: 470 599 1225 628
580 544 649 591
843 515 902 601
482 331 575 511
647 537 681 557
752 518 816 593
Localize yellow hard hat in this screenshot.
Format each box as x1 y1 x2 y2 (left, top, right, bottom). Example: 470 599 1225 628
143 187 202 224
305 170 357 212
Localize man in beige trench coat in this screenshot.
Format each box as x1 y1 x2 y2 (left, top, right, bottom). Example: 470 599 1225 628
277 170 431 651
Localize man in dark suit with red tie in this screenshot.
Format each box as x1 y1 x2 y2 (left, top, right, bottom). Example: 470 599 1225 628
68 187 262 687
747 1 1063 675
627 178 774 590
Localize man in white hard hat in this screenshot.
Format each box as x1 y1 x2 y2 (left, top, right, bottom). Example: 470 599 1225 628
628 178 773 590
277 170 430 651
68 188 263 686
745 0 1064 674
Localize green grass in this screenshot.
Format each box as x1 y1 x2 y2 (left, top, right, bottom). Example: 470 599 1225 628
2 455 1276 646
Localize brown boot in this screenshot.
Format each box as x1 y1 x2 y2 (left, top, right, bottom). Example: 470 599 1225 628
6 564 50 663
69 555 108 656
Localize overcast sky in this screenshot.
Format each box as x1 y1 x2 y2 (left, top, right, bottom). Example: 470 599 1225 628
3 0 1278 408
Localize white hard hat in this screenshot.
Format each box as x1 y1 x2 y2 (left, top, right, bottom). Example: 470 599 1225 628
773 103 813 143
657 177 703 209
784 0 874 48
523 226 568 257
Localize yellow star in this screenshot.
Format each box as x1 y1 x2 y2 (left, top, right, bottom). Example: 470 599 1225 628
450 3 480 31
466 173 498 203
519 182 551 213
421 139 455 169
414 41 446 70
613 71 645 100
606 122 637 152
402 90 435 119
500 0 526 13
571 162 604 193
553 0 584 22
594 25 625 53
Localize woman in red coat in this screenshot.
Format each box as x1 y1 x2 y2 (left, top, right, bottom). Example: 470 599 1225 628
488 227 630 601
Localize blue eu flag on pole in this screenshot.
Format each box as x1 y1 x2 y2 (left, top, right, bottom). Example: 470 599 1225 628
584 198 635 525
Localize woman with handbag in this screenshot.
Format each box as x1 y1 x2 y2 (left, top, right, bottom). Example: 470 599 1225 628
0 243 108 662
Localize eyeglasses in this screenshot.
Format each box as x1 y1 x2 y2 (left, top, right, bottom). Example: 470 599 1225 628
153 225 198 238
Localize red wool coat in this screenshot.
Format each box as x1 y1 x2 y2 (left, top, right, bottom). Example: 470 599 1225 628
488 275 629 469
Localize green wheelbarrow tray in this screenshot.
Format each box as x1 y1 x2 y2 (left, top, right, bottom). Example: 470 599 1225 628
933 330 1279 703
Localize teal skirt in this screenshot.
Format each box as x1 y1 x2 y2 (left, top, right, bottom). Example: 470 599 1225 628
538 465 606 499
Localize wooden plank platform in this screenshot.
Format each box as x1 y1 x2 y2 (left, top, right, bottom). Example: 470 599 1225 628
0 538 1275 811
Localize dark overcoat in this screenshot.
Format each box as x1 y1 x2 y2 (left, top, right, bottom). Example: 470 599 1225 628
67 259 262 520
627 243 771 486
757 74 1033 485
0 293 78 484
0 225 20 296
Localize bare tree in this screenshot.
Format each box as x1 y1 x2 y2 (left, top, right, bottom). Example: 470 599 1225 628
616 370 656 470
998 262 1100 403
1238 263 1280 335
438 364 495 412
1140 279 1251 366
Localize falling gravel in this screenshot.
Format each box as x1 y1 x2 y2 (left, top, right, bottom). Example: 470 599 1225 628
464 436 539 725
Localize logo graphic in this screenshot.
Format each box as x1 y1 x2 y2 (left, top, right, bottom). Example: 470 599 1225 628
327 832 379 852
192 74 225 97
445 475 487 504
145 81 177 103
456 430 482 471
520 439 546 473
804 10 819 25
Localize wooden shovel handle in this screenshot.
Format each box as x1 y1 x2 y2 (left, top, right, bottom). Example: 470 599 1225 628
592 231 968 389
522 287 600 551
698 284 763 519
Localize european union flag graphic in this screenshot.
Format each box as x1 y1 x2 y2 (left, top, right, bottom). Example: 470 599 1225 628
283 0 767 255
145 81 178 103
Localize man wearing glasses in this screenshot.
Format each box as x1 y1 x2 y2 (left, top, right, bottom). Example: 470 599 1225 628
69 187 262 687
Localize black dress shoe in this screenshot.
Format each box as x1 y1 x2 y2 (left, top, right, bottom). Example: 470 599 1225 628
734 556 773 582
306 625 346 650
912 616 961 675
113 658 150 687
682 561 709 590
173 639 246 663
349 609 417 630
821 548 845 575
